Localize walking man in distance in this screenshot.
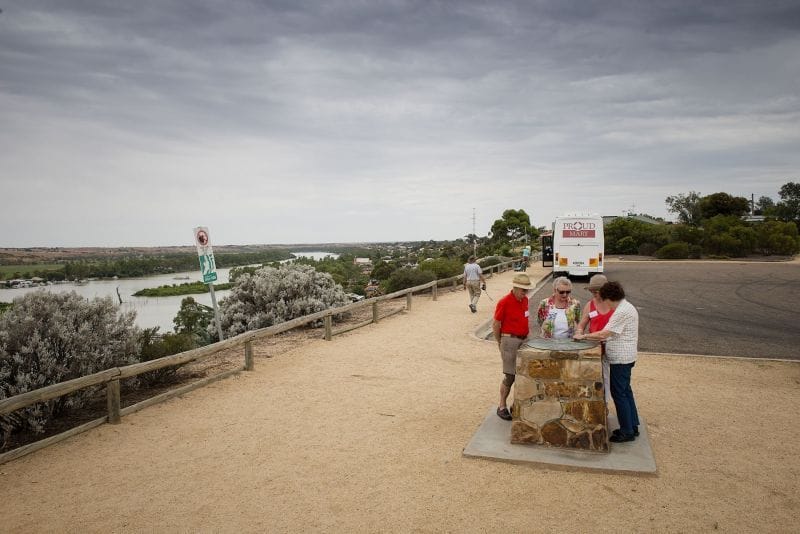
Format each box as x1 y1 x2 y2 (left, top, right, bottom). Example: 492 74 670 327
463 255 486 313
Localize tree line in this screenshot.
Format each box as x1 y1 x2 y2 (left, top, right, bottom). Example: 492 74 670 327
608 183 800 258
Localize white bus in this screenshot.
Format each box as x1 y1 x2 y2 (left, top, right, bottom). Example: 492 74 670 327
552 212 604 277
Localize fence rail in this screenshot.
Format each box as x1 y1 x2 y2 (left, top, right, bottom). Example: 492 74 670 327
0 257 528 464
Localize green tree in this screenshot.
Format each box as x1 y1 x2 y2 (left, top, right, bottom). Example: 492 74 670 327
755 196 775 215
370 260 396 281
775 182 800 223
604 218 670 254
698 192 750 220
665 191 702 226
702 215 756 256
173 297 214 344
489 209 537 248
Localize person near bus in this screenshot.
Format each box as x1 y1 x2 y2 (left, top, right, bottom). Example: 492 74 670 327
536 276 581 338
576 274 612 401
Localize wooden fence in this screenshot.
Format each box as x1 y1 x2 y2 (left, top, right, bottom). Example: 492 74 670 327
0 257 531 464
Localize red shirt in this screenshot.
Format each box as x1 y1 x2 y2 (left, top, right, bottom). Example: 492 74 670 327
589 300 614 333
494 291 529 337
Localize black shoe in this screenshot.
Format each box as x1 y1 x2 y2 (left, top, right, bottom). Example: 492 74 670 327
496 407 512 421
469 304 477 313
609 432 636 443
613 427 639 437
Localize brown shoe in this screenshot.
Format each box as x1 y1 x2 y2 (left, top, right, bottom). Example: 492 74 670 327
496 407 512 421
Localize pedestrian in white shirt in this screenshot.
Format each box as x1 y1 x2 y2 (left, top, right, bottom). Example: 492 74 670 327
463 256 486 313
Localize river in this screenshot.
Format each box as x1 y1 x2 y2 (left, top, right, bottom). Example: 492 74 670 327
0 252 339 332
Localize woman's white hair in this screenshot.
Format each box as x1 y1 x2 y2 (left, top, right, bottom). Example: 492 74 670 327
553 276 572 291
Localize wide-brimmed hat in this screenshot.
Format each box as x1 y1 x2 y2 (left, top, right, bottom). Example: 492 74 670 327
585 274 608 291
512 273 532 289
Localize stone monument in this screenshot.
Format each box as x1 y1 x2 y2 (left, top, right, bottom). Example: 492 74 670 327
511 338 608 452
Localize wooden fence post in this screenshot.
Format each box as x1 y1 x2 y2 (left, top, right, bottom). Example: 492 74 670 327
432 282 438 301
406 292 412 310
106 379 121 424
324 315 332 341
372 301 379 323
244 340 254 371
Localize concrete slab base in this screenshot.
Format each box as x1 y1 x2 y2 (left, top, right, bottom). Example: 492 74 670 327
463 407 657 476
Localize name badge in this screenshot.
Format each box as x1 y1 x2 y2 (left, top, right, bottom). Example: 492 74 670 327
589 310 599 318
524 310 530 317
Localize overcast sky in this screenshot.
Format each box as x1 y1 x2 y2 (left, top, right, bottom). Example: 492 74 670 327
1 1 798 247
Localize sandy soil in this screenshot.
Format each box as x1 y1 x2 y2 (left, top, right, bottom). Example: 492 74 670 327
1 264 799 533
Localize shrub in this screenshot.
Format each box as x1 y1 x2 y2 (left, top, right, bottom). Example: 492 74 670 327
385 268 436 293
670 224 704 246
614 236 638 255
418 257 463 279
0 291 141 441
689 245 703 259
637 242 659 256
655 242 690 259
704 233 748 257
756 220 800 255
216 264 351 337
137 327 195 386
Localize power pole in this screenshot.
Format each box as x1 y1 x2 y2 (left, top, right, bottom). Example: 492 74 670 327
472 208 477 256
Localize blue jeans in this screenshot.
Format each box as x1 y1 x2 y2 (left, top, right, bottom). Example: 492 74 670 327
610 362 640 436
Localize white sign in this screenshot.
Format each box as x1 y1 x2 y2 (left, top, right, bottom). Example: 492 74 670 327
194 226 212 255
193 226 217 284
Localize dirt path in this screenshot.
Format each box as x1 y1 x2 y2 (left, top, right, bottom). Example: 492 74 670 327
1 264 799 532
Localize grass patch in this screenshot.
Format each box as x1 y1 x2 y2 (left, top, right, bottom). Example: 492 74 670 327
133 282 233 297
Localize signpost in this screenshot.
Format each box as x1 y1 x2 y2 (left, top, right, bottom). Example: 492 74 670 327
194 226 224 341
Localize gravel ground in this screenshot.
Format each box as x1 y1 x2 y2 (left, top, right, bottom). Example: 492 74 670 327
1 264 799 533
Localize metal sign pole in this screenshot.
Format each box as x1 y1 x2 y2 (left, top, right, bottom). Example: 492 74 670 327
208 283 224 341
193 226 224 341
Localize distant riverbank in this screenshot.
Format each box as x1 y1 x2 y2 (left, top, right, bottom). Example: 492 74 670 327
0 252 340 331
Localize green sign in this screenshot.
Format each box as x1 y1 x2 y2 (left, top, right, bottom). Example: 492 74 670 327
198 253 218 284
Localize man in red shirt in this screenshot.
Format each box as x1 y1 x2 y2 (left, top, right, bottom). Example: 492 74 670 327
492 273 532 420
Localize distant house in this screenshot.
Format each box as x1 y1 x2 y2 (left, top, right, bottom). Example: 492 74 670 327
353 257 373 273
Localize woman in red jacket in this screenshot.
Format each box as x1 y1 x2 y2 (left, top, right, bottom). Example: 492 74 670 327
576 274 612 401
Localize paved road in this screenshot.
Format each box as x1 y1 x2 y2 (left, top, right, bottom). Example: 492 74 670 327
528 260 800 360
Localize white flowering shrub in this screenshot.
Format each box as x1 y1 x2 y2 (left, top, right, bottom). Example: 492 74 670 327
216 264 351 337
0 291 141 442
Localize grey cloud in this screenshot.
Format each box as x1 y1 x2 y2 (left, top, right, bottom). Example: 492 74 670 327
0 1 798 246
